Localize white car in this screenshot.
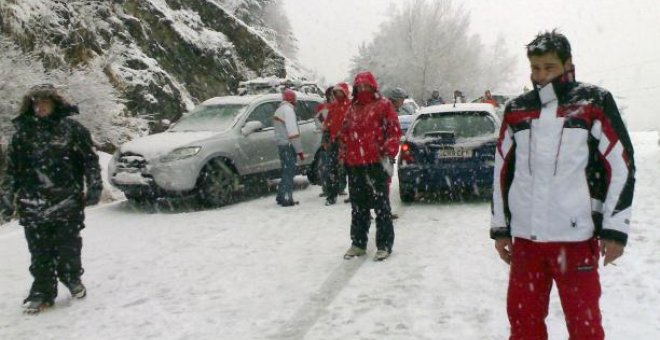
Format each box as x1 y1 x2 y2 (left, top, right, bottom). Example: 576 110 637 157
397 98 420 133
108 93 324 206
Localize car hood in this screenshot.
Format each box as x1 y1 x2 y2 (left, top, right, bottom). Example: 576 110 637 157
119 131 217 159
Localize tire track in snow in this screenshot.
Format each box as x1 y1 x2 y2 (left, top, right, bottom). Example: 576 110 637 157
271 187 407 339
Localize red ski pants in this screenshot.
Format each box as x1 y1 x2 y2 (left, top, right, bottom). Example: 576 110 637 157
507 237 604 340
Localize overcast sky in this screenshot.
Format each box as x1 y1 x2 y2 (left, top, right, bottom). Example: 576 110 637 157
282 0 660 131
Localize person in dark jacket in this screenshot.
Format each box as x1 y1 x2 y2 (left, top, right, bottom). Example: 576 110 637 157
425 90 444 106
339 72 401 261
0 84 103 314
322 82 350 205
491 30 635 339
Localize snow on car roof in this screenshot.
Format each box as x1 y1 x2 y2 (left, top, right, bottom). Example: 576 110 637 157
201 92 320 106
418 103 497 115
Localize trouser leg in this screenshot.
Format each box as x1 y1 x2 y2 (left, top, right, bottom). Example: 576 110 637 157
552 239 604 340
24 223 58 302
507 238 553 340
324 142 340 200
368 165 394 252
55 222 84 286
347 166 370 249
277 145 296 202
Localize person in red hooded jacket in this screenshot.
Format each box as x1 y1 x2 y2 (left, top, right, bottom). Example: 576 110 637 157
340 71 402 261
322 82 350 205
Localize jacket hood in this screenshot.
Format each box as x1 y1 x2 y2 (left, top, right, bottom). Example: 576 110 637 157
333 82 350 101
14 85 79 125
12 104 79 127
353 71 378 91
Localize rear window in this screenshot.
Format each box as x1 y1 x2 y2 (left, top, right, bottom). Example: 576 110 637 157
411 112 496 139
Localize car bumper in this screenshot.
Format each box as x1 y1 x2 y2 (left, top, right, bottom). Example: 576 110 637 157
109 156 201 195
398 164 494 192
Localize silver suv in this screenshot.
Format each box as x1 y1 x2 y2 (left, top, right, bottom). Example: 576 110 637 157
108 93 323 205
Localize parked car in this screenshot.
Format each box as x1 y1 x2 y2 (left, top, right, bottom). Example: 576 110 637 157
397 98 421 133
397 103 500 202
108 93 324 205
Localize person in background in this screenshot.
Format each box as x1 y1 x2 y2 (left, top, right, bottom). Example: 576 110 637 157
314 86 335 197
425 89 444 106
491 30 635 339
385 87 414 220
481 90 499 108
453 90 466 103
0 84 102 314
340 71 401 261
322 83 350 205
273 89 304 207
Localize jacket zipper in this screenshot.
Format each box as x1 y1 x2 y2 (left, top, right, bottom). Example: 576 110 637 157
553 127 565 176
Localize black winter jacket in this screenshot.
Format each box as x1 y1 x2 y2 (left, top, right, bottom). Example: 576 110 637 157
0 105 102 226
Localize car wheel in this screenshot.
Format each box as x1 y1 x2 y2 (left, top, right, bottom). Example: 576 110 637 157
196 158 239 207
399 188 415 203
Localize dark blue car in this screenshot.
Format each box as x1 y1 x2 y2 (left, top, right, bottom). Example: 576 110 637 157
397 103 500 202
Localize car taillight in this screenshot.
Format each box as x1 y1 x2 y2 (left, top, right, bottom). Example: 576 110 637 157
400 143 414 163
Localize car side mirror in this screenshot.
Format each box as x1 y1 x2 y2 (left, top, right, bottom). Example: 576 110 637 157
242 121 264 135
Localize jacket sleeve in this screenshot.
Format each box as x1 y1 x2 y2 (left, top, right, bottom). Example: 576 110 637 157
490 108 516 239
284 106 303 154
592 92 635 245
381 101 402 158
74 123 103 196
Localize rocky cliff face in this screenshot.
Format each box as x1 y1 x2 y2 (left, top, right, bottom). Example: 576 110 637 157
0 0 293 150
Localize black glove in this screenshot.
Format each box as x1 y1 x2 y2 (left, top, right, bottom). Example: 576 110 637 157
85 188 102 206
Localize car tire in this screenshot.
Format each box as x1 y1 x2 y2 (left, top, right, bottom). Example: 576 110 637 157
196 158 238 207
125 193 150 205
399 188 415 203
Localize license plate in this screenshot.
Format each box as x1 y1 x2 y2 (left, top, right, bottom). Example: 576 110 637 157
438 148 472 158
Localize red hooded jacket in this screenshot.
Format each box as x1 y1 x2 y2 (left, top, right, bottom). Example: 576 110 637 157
323 82 350 141
340 72 401 166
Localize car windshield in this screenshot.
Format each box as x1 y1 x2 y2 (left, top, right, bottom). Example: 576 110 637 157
170 104 246 132
411 112 496 139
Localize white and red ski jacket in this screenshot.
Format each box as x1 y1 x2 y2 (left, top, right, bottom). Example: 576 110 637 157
490 74 635 245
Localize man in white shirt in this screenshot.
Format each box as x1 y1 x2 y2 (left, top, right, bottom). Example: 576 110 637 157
273 89 304 206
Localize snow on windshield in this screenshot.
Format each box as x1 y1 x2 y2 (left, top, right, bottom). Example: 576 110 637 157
170 104 246 132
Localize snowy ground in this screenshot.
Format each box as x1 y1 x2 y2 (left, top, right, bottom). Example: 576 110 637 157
0 132 658 340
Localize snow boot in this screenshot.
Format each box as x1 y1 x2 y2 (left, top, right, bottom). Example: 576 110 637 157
279 199 299 207
67 282 87 299
343 246 366 259
373 249 391 261
23 298 53 315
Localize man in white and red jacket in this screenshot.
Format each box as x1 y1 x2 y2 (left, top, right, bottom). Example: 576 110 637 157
340 71 401 261
491 30 635 339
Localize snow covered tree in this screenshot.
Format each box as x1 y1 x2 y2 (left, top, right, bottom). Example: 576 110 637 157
349 0 516 103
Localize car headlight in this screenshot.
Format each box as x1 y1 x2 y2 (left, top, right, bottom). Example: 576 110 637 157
160 146 202 163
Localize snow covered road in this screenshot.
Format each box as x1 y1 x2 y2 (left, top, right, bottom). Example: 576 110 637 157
1 132 658 340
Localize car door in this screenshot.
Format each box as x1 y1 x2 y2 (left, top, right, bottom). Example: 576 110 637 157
239 100 280 175
295 100 323 166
